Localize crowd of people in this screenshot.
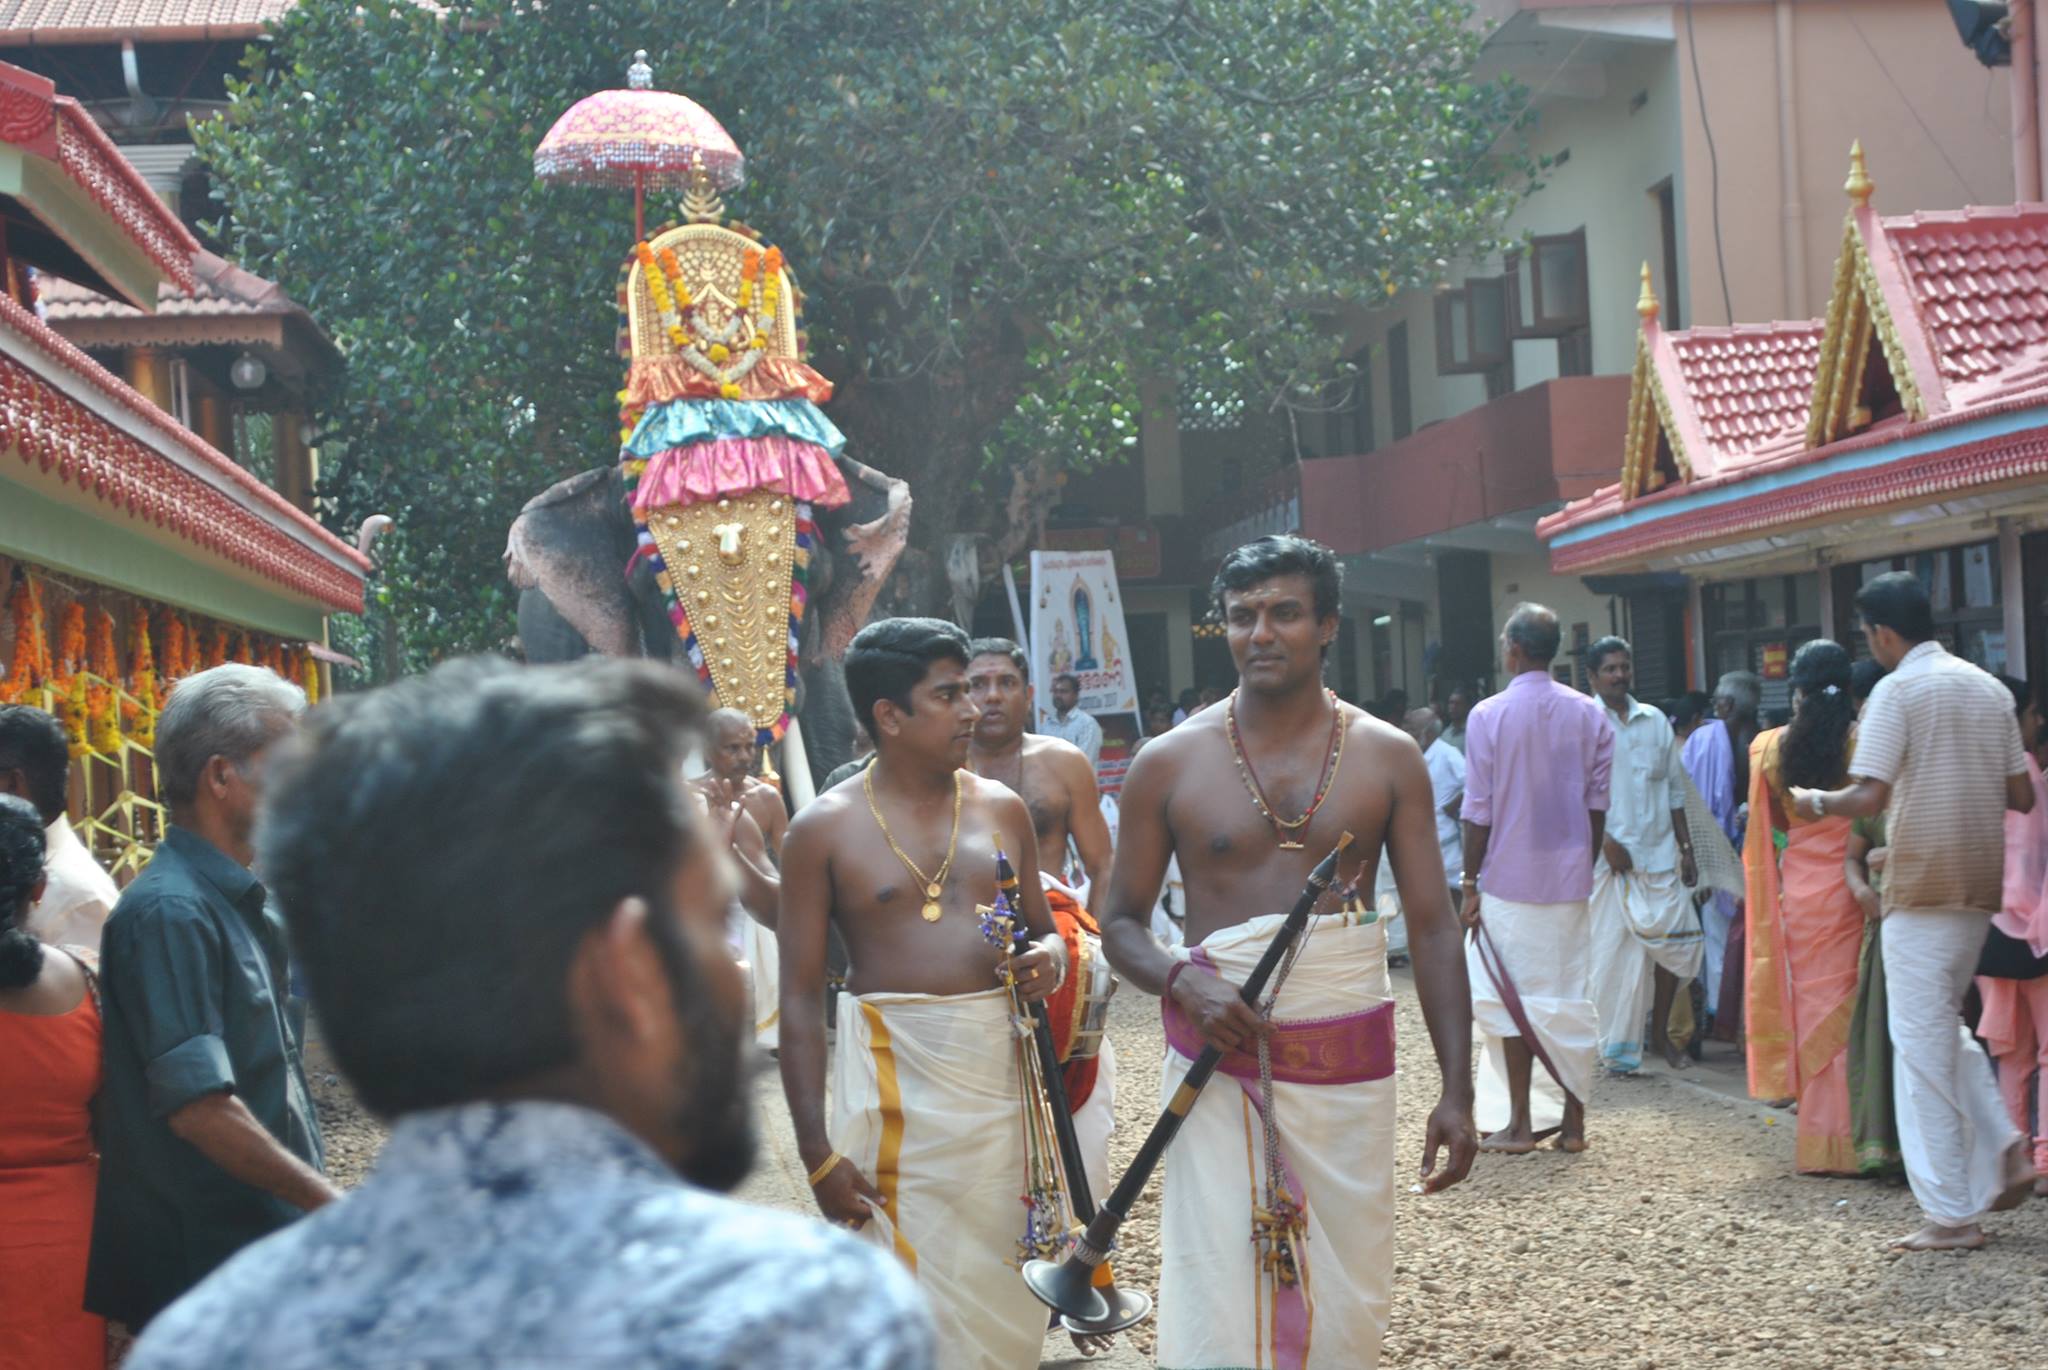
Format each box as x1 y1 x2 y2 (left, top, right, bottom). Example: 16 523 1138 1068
3 536 2046 1369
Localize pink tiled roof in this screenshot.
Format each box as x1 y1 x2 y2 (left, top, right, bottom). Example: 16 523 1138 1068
1884 205 2048 390
0 0 290 38
1664 321 1822 461
41 248 299 322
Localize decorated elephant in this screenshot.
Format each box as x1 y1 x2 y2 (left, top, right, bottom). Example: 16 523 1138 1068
503 198 911 790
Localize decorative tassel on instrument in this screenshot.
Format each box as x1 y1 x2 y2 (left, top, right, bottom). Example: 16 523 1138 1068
1021 832 1356 1325
984 845 1152 1335
977 848 1069 1268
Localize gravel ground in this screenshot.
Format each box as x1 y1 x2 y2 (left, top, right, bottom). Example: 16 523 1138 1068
311 968 2048 1368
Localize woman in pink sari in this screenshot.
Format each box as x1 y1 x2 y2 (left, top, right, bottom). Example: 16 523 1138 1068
1745 640 1864 1175
1974 675 2048 1197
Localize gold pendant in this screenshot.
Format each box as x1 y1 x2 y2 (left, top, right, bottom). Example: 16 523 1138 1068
921 901 943 922
1278 838 1306 851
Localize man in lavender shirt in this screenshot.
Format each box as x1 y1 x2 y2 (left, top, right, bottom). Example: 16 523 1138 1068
1459 604 1614 1155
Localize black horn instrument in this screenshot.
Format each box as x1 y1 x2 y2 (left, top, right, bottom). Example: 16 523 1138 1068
1020 832 1355 1324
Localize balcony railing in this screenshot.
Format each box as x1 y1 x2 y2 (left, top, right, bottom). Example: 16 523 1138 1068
1194 464 1303 565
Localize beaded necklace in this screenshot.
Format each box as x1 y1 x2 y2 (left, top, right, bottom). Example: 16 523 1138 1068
1224 689 1345 850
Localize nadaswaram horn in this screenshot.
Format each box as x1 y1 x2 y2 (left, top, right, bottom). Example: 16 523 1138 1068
1020 832 1355 1324
992 847 1152 1334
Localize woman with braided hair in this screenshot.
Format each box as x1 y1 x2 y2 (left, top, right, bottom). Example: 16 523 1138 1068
1744 640 1867 1175
0 791 106 1367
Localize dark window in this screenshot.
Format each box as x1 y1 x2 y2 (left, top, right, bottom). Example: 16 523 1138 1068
1702 574 1823 715
1557 326 1594 377
1654 179 1683 329
1435 276 1510 375
1389 322 1412 439
1509 230 1590 338
1318 349 1373 455
1836 542 2005 672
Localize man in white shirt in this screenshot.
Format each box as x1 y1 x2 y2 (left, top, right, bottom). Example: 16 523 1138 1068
1037 672 1103 774
1406 708 1466 909
0 704 118 952
1583 639 1700 1075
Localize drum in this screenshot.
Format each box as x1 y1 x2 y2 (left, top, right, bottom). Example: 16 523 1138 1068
1063 930 1118 1063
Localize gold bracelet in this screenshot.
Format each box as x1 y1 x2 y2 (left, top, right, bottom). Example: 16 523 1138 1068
807 1151 846 1188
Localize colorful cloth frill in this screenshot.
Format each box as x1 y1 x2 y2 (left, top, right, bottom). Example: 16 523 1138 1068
625 398 846 460
625 355 834 407
631 435 849 515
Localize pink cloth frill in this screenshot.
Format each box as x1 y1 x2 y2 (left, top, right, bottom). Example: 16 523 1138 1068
631 435 850 513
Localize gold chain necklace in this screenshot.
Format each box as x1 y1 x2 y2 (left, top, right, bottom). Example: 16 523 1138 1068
1224 689 1346 850
864 766 964 922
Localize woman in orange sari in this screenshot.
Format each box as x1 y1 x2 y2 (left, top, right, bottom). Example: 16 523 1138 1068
1744 640 1865 1175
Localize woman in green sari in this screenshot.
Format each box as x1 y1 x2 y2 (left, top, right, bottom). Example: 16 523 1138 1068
1842 658 1902 1177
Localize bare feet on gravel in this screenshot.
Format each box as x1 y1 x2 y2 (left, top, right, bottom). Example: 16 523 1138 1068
1660 1041 1688 1071
1480 1125 1536 1155
1990 1142 2037 1213
1889 1222 1985 1252
1555 1098 1587 1154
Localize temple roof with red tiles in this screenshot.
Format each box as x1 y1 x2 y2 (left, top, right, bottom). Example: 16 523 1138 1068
1541 145 2048 574
0 0 291 42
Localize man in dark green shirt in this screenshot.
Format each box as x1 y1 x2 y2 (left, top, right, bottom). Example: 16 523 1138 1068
86 665 337 1329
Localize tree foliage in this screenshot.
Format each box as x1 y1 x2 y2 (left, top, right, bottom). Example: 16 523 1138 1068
198 0 1532 666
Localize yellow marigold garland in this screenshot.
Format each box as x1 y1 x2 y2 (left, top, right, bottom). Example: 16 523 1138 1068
299 648 321 705
162 615 191 683
128 610 158 750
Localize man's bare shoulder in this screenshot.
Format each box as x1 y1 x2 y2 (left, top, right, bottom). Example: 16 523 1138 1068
1342 703 1422 759
785 783 862 844
1022 732 1094 781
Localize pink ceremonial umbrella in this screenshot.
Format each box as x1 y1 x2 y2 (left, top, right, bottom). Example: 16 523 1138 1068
533 51 745 241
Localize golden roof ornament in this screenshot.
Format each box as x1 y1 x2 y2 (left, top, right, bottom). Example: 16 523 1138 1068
1636 262 1659 322
683 166 726 225
1845 140 1874 209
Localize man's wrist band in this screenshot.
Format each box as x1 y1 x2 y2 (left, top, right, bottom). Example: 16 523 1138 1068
1164 960 1191 999
1460 875 1479 888
807 1151 845 1188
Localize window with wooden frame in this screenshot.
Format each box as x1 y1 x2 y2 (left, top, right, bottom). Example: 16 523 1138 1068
1507 229 1590 339
1435 276 1509 375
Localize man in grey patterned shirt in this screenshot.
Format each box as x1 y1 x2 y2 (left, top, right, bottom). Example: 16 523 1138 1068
127 658 934 1370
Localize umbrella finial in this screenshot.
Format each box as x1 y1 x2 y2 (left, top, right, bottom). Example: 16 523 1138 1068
628 49 653 90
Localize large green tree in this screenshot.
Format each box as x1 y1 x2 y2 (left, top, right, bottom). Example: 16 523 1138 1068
197 0 1533 668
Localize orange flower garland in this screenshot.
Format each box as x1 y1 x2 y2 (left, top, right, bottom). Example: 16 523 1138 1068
87 608 120 754
0 576 47 703
203 625 229 670
162 615 191 683
231 630 253 667
53 602 87 755
299 648 321 705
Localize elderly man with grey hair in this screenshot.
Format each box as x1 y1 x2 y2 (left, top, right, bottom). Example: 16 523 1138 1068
86 664 337 1333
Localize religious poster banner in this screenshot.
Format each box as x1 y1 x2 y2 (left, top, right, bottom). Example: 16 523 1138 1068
1028 550 1140 729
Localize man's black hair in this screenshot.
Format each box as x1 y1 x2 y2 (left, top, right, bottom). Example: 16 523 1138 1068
258 657 706 1117
0 704 70 824
1670 690 1714 730
1052 672 1080 692
846 617 972 741
1850 657 1889 704
1996 673 2037 726
1177 688 1199 708
1855 571 1936 644
1210 535 1343 622
967 636 1029 677
1586 635 1632 674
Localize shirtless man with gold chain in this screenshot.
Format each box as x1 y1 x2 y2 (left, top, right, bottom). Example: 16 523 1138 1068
779 617 1068 1370
1101 535 1476 1369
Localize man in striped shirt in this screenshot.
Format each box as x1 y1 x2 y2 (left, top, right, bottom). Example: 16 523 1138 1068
1790 572 2037 1251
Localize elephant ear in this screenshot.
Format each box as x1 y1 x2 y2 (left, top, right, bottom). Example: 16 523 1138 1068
504 465 642 660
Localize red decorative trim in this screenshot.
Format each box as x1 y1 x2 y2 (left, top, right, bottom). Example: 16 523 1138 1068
1551 425 2048 573
51 102 198 294
0 295 366 613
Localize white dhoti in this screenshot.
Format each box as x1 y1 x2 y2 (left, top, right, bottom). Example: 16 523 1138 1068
740 914 779 1050
831 988 1047 1370
1884 909 2024 1226
1469 896 1598 1135
1158 915 1397 1369
1586 867 1704 1073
